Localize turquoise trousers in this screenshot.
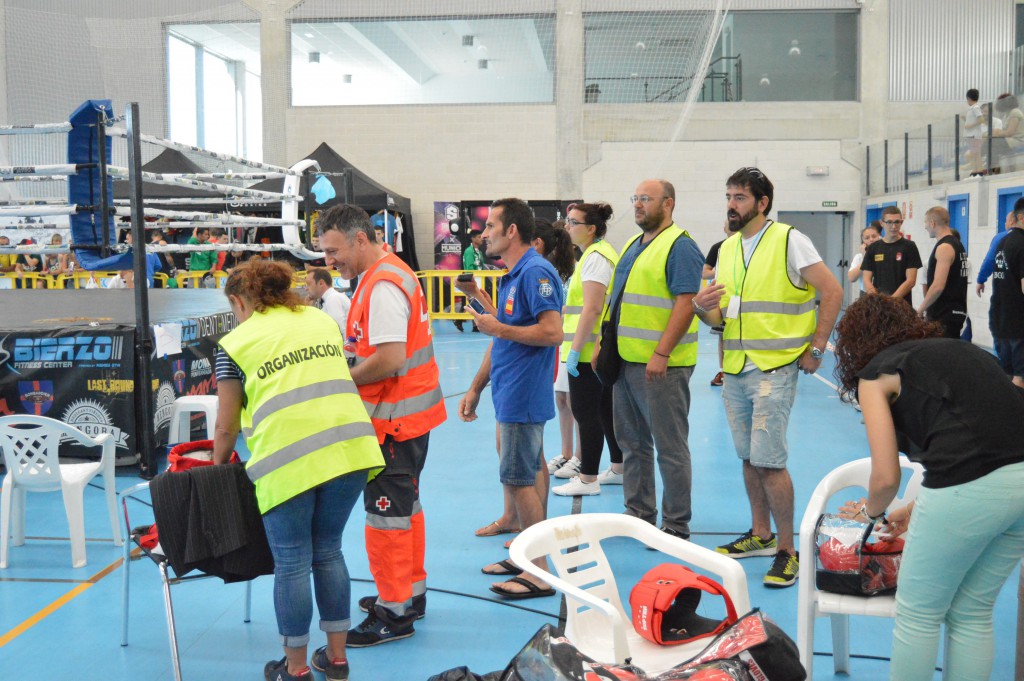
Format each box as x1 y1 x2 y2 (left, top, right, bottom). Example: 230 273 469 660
890 460 1024 680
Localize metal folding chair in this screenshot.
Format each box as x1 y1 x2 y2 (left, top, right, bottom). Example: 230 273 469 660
119 481 253 681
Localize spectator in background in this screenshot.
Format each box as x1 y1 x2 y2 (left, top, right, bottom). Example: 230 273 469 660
14 238 43 288
374 224 393 254
532 219 582 482
0 236 15 274
187 227 217 272
976 210 1015 297
43 233 70 278
455 227 487 333
989 197 1024 389
918 207 968 338
150 227 178 277
551 201 624 497
962 88 986 176
702 223 731 387
216 234 241 272
861 206 922 307
848 222 882 297
992 93 1024 173
305 267 350 334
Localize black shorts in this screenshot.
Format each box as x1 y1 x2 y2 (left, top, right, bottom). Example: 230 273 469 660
994 337 1024 379
934 311 966 339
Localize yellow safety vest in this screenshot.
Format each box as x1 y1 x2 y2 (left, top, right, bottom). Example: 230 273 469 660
616 224 699 367
218 305 384 513
561 239 619 363
717 221 817 374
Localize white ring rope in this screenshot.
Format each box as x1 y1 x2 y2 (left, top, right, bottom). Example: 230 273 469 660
107 167 295 201
0 122 72 135
146 243 316 254
0 204 78 217
0 164 85 177
112 197 302 206
104 128 299 176
0 223 66 230
111 205 303 227
0 176 68 183
0 199 69 206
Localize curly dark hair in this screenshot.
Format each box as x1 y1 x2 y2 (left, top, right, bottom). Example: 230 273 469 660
224 258 302 313
833 294 942 403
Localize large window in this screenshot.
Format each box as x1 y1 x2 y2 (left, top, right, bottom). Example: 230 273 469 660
584 11 858 104
291 17 555 106
167 24 262 159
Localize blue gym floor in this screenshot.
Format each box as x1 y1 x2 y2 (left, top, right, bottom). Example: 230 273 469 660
0 323 1018 680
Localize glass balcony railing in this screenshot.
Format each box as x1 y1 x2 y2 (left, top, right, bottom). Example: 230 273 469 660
865 94 1020 196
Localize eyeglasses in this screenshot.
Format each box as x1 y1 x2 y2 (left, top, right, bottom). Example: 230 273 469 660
881 219 904 226
631 195 664 204
566 218 589 227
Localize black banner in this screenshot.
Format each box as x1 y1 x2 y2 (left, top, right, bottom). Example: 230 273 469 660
0 311 237 462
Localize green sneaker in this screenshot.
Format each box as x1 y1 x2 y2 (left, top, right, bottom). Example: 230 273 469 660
763 550 799 588
715 529 777 558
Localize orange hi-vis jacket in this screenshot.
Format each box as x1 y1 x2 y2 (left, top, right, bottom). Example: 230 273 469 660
347 252 446 443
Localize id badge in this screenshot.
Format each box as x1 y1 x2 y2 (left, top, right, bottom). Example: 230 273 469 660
725 296 741 319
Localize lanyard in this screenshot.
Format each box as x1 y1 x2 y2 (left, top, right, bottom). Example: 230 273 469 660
732 220 772 295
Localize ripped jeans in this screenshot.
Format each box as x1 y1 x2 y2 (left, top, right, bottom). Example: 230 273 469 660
722 362 798 468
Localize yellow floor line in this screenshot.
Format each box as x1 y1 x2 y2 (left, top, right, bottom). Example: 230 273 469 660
0 557 123 648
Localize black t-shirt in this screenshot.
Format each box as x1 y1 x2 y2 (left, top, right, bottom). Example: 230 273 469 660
858 338 1024 488
990 228 1024 339
861 238 923 305
925 234 968 320
705 239 724 269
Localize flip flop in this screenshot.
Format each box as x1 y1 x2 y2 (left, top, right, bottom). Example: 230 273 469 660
475 520 521 537
489 576 555 600
504 538 514 549
481 559 522 576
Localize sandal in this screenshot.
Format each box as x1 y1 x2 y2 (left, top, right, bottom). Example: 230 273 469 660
489 576 555 600
475 520 520 537
481 559 522 576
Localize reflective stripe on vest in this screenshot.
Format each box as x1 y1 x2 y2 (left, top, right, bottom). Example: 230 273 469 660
616 225 699 366
716 222 817 374
219 306 384 512
561 240 619 363
349 253 447 443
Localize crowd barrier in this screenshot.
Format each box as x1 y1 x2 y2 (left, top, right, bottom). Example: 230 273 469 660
416 269 505 321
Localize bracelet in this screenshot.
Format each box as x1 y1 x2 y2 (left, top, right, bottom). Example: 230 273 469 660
692 300 709 314
859 503 887 525
653 350 670 358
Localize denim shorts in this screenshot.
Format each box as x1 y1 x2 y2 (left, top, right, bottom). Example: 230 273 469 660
497 421 544 486
722 362 799 469
994 337 1024 378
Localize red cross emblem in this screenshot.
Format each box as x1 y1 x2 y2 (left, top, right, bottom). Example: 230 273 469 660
375 496 391 512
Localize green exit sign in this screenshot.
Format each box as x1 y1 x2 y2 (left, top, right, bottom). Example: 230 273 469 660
821 201 838 208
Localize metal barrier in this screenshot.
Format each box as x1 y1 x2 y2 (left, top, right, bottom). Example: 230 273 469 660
416 269 505 320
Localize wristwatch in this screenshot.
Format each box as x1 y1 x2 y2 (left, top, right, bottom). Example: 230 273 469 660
810 346 824 360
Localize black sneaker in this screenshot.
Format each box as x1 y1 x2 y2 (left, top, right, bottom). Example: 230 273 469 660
346 606 416 648
763 550 799 588
715 529 777 558
264 657 311 681
453 320 464 332
311 647 349 681
646 526 689 550
357 593 426 620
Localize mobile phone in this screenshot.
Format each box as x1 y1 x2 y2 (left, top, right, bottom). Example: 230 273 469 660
468 298 486 315
456 272 474 283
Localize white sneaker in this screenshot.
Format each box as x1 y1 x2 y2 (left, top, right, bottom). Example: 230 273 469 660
547 455 571 475
553 457 582 479
595 468 624 485
553 476 600 496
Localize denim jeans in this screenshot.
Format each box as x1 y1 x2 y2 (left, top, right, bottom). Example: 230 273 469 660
722 363 799 468
261 471 366 647
889 461 1024 680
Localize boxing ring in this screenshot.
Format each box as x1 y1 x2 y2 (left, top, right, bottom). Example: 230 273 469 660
0 100 326 476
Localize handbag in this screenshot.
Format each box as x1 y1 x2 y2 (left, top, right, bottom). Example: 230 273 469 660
595 320 622 386
814 513 904 597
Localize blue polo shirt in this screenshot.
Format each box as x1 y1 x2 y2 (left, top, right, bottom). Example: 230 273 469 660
491 248 564 423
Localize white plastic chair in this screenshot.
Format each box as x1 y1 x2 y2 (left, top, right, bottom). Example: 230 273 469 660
0 415 122 569
796 455 943 680
509 513 750 675
167 395 218 445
